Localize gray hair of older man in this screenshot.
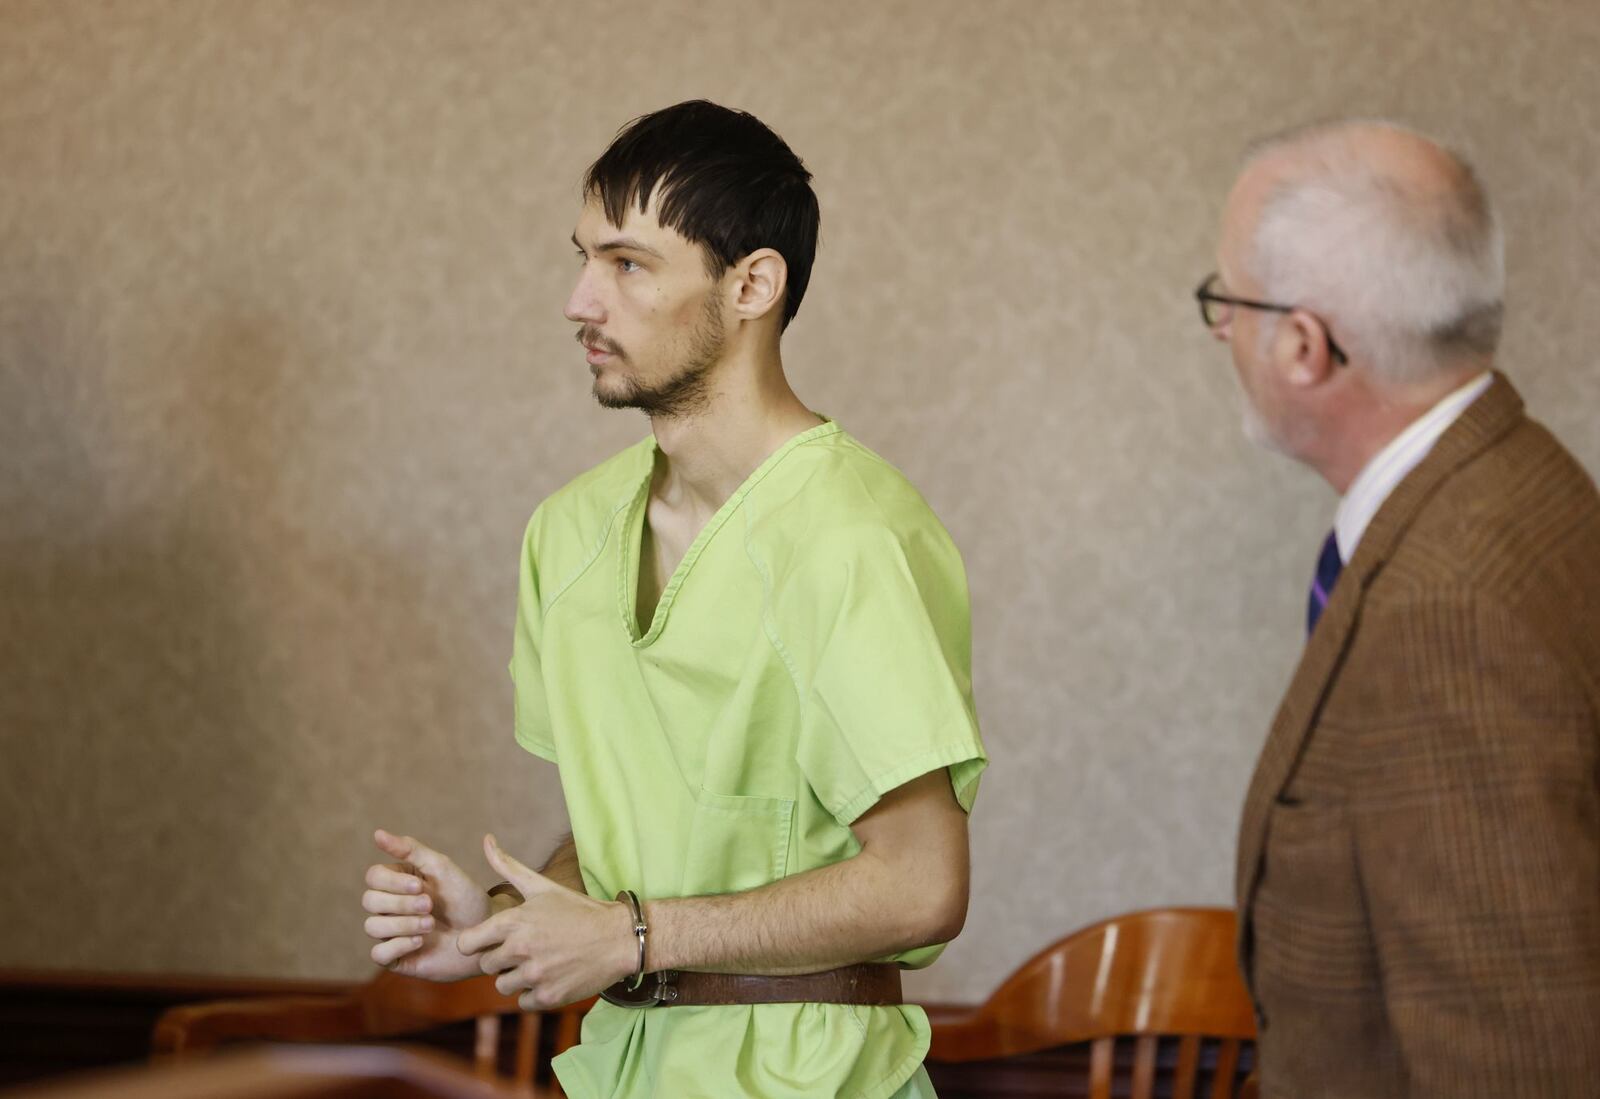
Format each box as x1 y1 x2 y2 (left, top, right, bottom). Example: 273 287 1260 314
1244 120 1505 385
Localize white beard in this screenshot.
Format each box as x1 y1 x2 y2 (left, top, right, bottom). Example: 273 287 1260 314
1240 397 1284 453
1230 364 1292 456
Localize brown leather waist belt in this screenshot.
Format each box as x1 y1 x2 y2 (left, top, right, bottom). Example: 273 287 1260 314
598 963 903 1008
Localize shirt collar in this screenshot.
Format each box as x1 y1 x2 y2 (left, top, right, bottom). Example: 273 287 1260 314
1333 371 1493 562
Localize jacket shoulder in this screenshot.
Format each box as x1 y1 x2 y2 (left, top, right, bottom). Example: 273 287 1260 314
1394 418 1600 593
1379 417 1600 692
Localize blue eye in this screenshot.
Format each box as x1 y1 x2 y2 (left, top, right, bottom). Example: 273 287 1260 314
618 258 640 274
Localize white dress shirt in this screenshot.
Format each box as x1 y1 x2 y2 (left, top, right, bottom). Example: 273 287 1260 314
1333 371 1494 562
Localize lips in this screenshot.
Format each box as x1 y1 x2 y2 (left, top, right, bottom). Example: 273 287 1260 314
576 328 621 365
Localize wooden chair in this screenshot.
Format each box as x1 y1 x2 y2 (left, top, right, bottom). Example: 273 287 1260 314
152 971 592 1095
927 907 1257 1099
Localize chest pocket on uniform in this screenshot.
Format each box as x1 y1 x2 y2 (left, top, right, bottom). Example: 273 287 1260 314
681 788 795 896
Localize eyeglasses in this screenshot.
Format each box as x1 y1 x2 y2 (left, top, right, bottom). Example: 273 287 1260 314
1194 272 1348 365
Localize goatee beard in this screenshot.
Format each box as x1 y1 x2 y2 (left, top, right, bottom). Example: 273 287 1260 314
593 294 725 419
595 357 715 417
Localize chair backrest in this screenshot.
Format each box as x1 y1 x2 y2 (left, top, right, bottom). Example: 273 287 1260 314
153 972 590 1095
355 972 590 1088
927 907 1256 1099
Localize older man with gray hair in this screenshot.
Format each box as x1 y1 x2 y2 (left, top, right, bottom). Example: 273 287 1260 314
1199 119 1600 1097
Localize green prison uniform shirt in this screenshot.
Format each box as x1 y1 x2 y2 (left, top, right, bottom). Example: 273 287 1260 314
508 419 987 1099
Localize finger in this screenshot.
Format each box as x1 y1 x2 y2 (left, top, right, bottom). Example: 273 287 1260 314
390 833 456 879
370 936 424 967
375 830 452 877
483 834 552 896
478 941 521 976
365 864 423 894
362 889 433 916
496 961 537 998
518 988 555 1012
364 915 435 941
456 910 513 956
373 829 413 861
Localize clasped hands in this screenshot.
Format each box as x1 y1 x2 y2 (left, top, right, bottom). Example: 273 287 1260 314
362 829 636 1010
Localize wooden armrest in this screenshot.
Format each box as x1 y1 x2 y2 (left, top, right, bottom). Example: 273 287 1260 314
25 1045 555 1099
926 1008 1014 1063
153 995 366 1058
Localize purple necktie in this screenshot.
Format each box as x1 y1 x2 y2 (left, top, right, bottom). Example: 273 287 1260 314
1306 530 1343 636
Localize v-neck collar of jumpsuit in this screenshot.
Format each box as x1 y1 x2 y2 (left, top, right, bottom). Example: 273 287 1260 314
623 421 826 648
509 419 988 1099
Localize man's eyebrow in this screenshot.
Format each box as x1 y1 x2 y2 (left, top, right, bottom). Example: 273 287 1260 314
571 232 665 260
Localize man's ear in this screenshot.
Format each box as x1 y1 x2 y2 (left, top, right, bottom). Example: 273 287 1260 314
730 248 788 324
1282 308 1337 387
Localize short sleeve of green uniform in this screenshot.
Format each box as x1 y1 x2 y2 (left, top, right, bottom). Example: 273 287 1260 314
777 521 986 827
508 511 557 762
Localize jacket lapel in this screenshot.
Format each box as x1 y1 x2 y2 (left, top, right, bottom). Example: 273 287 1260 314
1234 373 1528 986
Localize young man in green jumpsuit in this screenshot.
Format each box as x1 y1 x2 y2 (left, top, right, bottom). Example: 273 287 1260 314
361 100 987 1099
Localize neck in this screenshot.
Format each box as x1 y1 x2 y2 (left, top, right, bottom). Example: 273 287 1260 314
1306 363 1487 494
648 340 821 511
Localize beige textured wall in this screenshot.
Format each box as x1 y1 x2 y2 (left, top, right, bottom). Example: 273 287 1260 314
3 1 1598 1004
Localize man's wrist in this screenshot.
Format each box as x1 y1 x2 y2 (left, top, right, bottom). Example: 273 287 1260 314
613 895 648 986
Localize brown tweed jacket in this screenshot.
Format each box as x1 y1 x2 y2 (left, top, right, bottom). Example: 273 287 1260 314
1235 374 1600 1098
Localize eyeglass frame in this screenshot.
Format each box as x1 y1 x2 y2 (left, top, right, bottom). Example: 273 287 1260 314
1194 272 1349 365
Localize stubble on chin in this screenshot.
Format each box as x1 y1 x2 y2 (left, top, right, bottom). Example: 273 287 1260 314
591 357 717 417
1240 399 1279 453
589 294 725 419
1227 358 1290 457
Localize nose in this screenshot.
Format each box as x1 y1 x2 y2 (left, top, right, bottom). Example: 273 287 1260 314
564 266 604 325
